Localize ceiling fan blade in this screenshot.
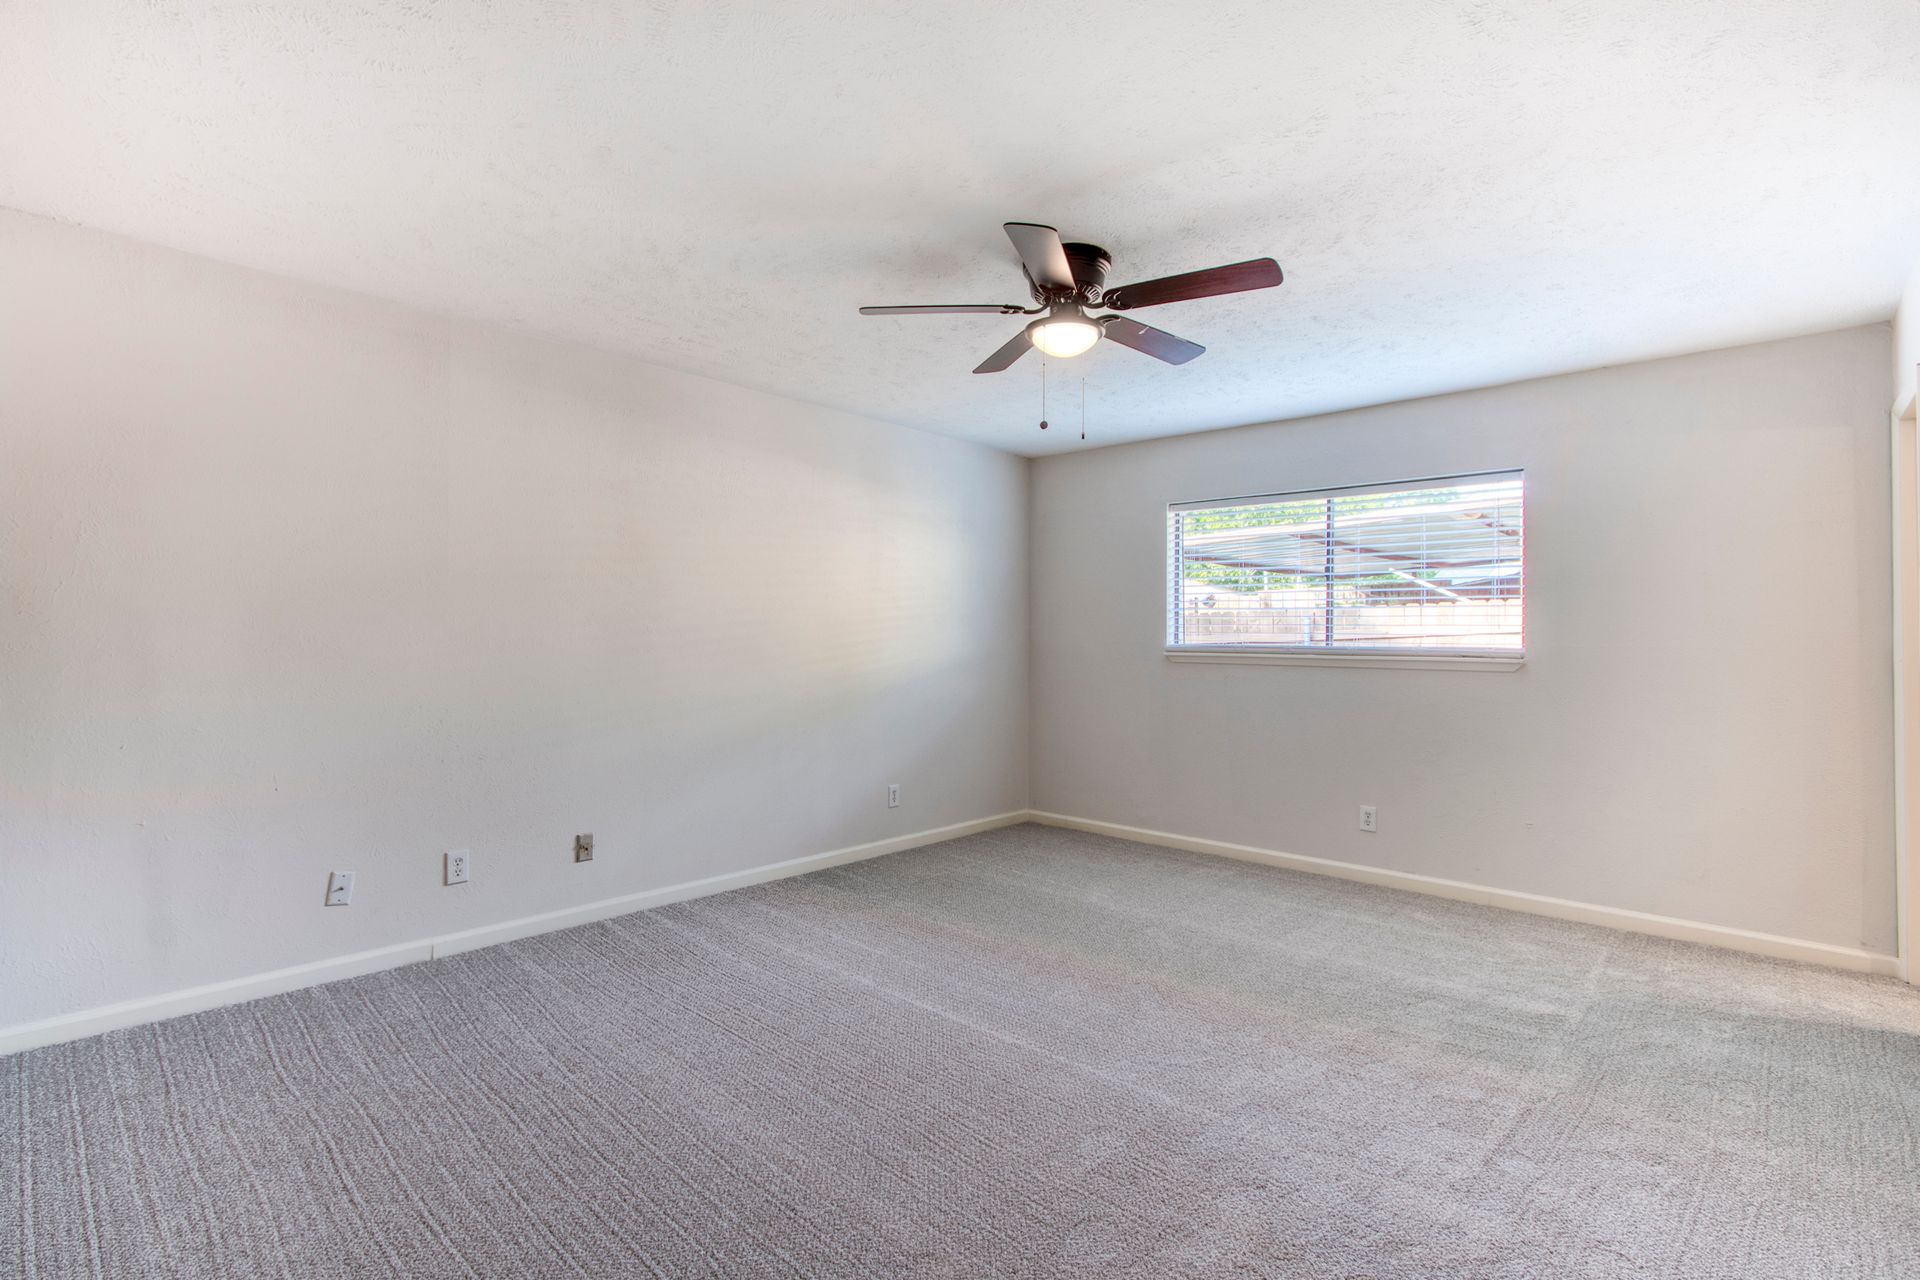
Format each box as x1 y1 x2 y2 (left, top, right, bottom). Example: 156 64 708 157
1004 223 1076 292
1102 258 1283 310
973 329 1034 374
1098 316 1205 365
859 304 1029 315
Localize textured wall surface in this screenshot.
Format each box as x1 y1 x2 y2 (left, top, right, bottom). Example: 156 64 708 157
0 211 1030 1026
2 1 1917 454
1031 326 1898 952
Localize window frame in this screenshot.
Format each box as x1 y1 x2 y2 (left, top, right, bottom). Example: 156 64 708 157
1164 470 1526 671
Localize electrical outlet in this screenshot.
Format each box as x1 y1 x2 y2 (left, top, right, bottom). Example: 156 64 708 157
445 849 470 886
1359 805 1378 833
574 833 593 863
887 783 900 809
325 871 355 906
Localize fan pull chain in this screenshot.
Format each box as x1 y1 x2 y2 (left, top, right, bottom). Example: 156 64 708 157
1080 377 1086 441
1039 360 1048 431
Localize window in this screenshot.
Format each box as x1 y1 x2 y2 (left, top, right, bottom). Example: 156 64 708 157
1167 471 1524 659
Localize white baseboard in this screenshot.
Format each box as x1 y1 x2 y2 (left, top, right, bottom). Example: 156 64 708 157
428 810 1026 958
1028 810 1902 978
9 805 1896 1056
0 810 1028 1056
0 940 441 1061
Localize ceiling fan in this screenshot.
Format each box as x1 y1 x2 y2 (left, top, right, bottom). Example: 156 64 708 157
860 222 1283 374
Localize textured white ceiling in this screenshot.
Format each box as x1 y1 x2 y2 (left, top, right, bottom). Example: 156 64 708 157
3 2 1918 455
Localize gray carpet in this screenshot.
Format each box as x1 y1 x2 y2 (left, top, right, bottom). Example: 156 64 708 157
6 824 1920 1279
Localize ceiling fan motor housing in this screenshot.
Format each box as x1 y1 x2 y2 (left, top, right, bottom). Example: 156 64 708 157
1050 242 1112 304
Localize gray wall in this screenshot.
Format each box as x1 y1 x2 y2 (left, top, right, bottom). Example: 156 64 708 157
0 211 1030 1025
3 206 1901 1029
1030 326 1897 953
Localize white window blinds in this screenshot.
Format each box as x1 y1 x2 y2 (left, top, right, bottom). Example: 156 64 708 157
1167 472 1524 655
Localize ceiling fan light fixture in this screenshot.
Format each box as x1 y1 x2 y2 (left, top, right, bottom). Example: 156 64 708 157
1027 308 1102 359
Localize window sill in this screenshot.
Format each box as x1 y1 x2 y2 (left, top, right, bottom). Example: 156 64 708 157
1164 647 1525 672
